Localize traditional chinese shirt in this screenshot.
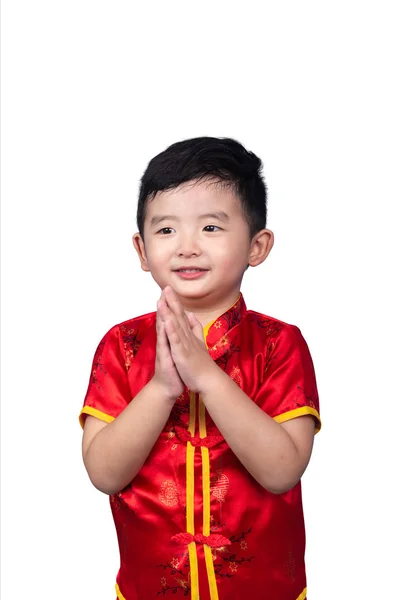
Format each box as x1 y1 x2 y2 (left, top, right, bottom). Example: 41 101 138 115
79 293 321 600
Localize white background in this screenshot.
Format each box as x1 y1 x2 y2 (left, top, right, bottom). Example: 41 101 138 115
1 1 399 598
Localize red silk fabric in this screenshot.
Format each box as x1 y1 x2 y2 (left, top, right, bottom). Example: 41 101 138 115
80 293 320 599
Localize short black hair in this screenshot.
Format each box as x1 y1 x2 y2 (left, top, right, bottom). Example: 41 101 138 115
136 136 267 241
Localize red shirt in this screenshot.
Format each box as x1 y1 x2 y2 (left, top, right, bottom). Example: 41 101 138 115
79 293 321 600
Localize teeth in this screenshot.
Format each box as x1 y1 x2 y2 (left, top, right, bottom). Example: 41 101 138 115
179 269 203 273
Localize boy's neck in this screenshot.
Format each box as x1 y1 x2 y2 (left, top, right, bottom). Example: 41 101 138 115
177 289 242 330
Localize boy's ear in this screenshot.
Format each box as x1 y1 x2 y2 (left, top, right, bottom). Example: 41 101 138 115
248 229 274 267
132 233 150 272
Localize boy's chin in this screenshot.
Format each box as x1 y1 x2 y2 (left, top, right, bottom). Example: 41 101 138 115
164 281 210 299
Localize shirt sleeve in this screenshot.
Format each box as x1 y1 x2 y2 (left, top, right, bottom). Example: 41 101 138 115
254 324 321 433
79 325 132 429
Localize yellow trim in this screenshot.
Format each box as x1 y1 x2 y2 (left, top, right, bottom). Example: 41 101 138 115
187 392 199 599
186 443 196 535
203 325 210 346
204 543 219 598
79 406 115 429
203 319 214 341
295 587 307 600
188 540 199 598
199 397 219 600
198 398 207 441
203 292 241 340
273 407 322 433
115 582 126 600
201 445 210 533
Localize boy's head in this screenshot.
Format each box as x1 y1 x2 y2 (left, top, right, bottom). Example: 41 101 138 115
133 137 274 309
136 137 267 242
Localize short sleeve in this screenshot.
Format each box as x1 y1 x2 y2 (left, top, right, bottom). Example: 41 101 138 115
79 325 132 429
254 324 321 433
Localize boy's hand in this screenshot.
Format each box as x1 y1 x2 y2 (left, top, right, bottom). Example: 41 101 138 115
158 286 219 394
152 296 185 402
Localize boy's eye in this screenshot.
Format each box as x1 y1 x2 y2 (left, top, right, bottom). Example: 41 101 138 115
156 225 221 234
204 225 221 232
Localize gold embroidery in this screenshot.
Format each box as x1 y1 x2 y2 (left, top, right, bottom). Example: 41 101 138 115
240 540 248 550
214 320 222 329
120 326 141 370
211 545 228 562
170 557 180 569
210 470 230 502
229 562 238 572
220 335 229 347
159 480 179 507
160 577 167 587
229 366 242 387
165 427 178 452
175 577 189 590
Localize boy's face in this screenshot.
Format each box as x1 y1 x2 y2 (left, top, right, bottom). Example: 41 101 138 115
133 178 273 309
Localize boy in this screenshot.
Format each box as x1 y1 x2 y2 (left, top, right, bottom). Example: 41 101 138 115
79 137 321 600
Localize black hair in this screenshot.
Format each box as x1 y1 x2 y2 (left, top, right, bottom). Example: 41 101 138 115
136 136 267 241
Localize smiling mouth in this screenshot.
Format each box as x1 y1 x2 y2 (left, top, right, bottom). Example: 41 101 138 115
175 269 208 273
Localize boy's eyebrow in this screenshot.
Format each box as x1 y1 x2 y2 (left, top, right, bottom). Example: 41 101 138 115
150 211 230 227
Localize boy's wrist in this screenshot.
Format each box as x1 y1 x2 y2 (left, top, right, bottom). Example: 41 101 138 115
198 364 227 398
148 377 178 405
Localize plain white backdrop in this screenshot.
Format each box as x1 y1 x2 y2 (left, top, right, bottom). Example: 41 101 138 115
1 1 399 598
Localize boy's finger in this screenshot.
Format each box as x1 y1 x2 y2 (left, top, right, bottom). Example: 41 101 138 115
189 313 206 344
156 301 168 331
160 297 184 342
155 306 160 332
158 297 172 325
156 310 167 348
162 289 189 338
158 318 174 361
156 320 168 360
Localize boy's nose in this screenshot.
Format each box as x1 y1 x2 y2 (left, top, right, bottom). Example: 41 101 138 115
176 235 202 256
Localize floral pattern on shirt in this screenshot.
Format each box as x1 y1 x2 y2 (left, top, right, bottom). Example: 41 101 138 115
120 325 142 370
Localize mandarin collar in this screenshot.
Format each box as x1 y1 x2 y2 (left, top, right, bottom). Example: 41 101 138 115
203 292 247 360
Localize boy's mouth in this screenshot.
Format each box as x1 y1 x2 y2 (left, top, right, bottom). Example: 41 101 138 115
173 269 209 279
175 269 208 273
173 267 209 273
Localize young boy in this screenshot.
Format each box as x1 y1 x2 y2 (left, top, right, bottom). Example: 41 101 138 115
79 137 321 600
